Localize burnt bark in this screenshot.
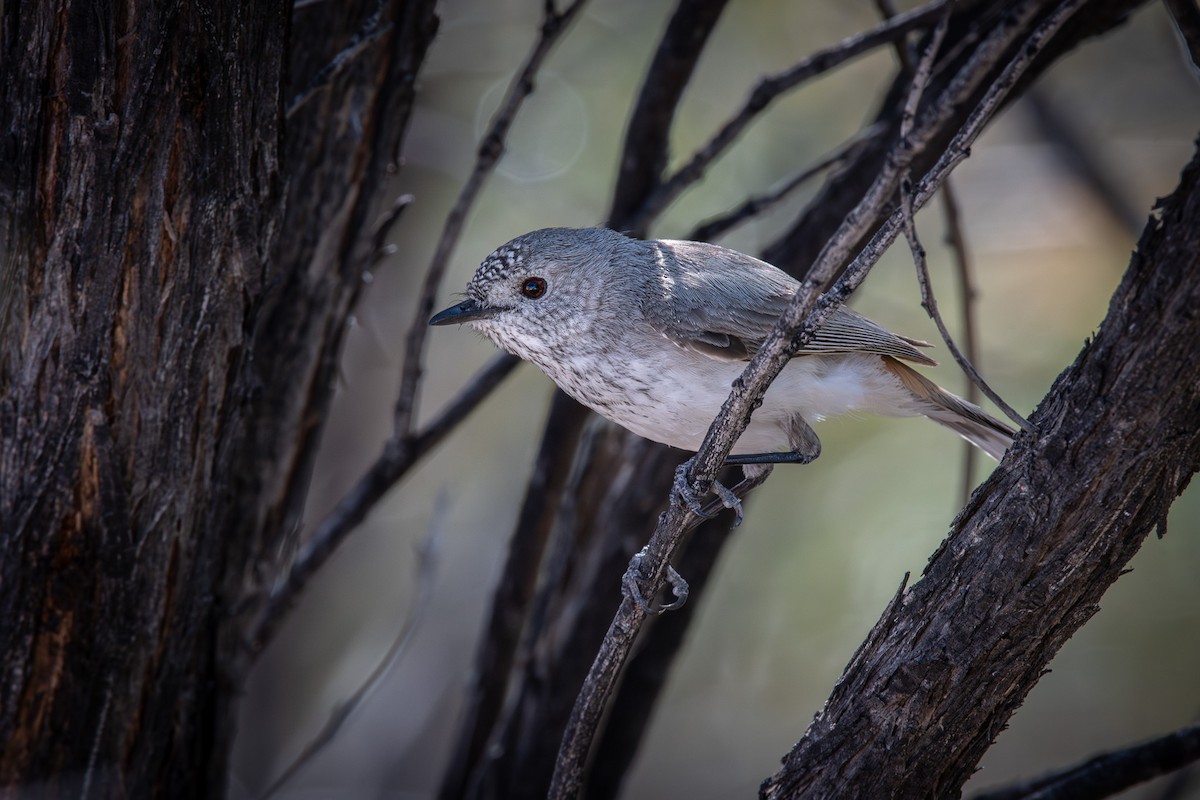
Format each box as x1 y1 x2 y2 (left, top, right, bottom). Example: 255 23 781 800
0 1 438 797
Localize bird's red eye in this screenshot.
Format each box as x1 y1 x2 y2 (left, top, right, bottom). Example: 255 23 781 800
521 277 547 299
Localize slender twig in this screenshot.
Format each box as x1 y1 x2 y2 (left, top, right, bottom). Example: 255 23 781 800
549 2 1078 794
687 124 886 242
940 179 982 502
248 352 519 654
623 0 959 233
258 515 442 800
897 6 1029 435
897 11 1029 473
393 0 588 441
899 173 1031 432
287 0 391 118
1164 0 1200 77
410 353 522 453
971 722 1200 800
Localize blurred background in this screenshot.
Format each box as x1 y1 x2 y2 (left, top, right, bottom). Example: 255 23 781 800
231 1 1200 797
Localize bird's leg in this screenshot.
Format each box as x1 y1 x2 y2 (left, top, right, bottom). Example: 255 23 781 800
622 547 689 614
671 459 745 525
723 450 817 465
724 414 821 466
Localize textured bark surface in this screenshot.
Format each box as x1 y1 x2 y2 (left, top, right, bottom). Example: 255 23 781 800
0 1 438 797
761 139 1200 798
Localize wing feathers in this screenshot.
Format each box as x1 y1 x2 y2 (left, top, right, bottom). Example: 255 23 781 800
643 239 936 366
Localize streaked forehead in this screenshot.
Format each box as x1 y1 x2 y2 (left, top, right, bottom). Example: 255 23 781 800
467 238 528 295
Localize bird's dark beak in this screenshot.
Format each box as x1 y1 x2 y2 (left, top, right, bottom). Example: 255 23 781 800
429 298 496 326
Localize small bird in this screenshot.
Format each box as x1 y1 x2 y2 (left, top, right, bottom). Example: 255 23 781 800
430 227 1014 469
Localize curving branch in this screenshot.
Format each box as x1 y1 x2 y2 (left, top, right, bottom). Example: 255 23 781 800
394 0 588 440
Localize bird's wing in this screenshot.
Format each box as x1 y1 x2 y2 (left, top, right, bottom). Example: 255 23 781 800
642 240 936 366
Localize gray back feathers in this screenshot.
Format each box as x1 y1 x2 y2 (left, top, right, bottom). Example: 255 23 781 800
642 237 936 365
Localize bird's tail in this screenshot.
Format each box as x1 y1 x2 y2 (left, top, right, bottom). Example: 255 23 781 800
881 356 1016 461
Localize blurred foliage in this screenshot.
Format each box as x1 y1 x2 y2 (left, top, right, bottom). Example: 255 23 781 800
231 2 1200 798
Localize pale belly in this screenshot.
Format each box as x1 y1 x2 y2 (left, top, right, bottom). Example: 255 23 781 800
540 349 918 456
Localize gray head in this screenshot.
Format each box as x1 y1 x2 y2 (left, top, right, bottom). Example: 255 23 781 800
429 227 647 359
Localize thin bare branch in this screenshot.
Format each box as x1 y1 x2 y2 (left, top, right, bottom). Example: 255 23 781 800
939 179 983 502
623 0 961 233
687 124 885 242
248 351 519 655
258 515 442 800
1164 0 1200 77
393 0 588 441
548 2 1079 794
899 175 1031 432
971 722 1200 800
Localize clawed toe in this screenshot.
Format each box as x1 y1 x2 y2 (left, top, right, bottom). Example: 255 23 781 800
672 460 745 525
623 549 689 614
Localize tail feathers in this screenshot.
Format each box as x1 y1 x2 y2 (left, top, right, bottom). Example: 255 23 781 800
882 357 1016 461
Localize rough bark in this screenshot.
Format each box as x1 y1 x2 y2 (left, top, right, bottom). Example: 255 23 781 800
0 1 438 797
761 136 1200 798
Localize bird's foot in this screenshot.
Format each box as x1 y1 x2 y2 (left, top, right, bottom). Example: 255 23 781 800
672 459 744 526
622 548 689 614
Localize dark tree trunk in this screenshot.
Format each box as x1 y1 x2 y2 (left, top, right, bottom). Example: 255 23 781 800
0 1 438 797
